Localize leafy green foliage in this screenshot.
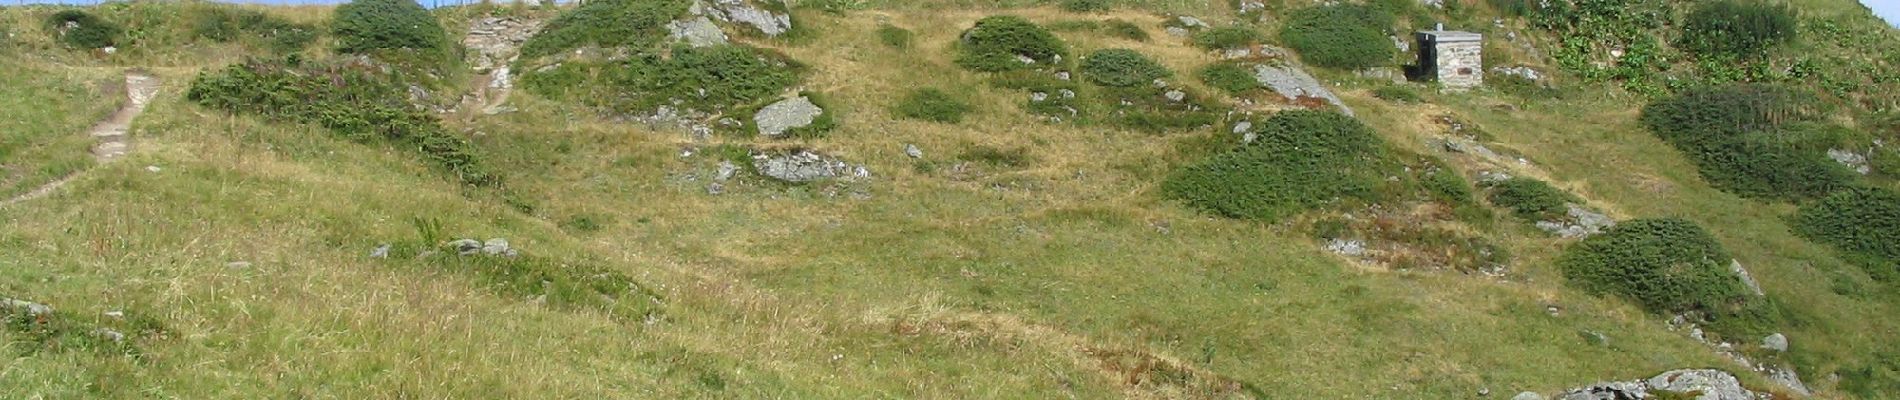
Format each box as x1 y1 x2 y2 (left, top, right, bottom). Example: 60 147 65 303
955 16 1068 72
1103 19 1148 41
1281 4 1394 69
1372 86 1420 103
331 0 449 54
519 0 689 58
186 58 497 187
876 24 913 49
1558 218 1752 318
190 6 318 54
1060 0 1111 12
1680 0 1796 58
1192 26 1263 50
1640 84 1854 200
1080 48 1171 88
1793 187 1900 280
1485 177 1576 221
894 88 973 123
43 10 120 49
1197 62 1259 94
1163 111 1399 221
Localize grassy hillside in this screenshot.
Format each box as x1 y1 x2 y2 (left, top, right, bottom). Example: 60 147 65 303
2 0 1897 398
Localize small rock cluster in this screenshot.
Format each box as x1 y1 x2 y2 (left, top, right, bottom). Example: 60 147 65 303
753 150 870 183
1557 369 1759 400
1827 148 1871 175
448 238 517 257
1491 65 1546 82
1665 315 1812 396
1533 203 1616 239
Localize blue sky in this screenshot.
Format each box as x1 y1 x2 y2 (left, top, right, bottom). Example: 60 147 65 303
1869 0 1900 27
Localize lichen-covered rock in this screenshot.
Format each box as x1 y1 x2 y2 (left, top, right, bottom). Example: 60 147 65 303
463 17 544 72
1761 333 1788 352
667 16 728 47
1731 260 1766 297
754 96 824 138
1253 64 1352 116
1827 148 1871 174
753 150 868 183
1559 380 1646 400
1534 204 1616 238
693 0 792 37
1646 369 1756 400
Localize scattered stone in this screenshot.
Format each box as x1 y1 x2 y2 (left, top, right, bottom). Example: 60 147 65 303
1646 369 1756 400
482 238 515 256
1016 54 1037 64
667 16 728 48
1232 120 1253 134
1827 148 1870 174
145 165 161 173
1165 27 1190 37
706 182 725 195
101 46 117 54
1391 35 1410 52
103 310 124 318
693 0 793 37
1252 64 1353 116
1419 0 1444 8
1559 380 1646 400
1512 392 1544 400
904 144 923 159
1766 366 1812 396
1055 71 1072 81
1324 238 1367 257
370 243 391 259
753 150 869 183
1059 89 1076 98
1176 16 1207 29
1031 92 1049 102
715 160 740 181
449 239 484 255
754 96 824 138
1535 204 1616 239
3 298 53 316
1237 1 1266 13
1164 89 1186 102
94 328 125 343
1731 260 1766 297
225 261 251 269
1761 333 1788 352
1491 65 1545 82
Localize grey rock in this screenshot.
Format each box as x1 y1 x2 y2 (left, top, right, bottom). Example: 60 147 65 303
1646 369 1755 400
1731 260 1766 297
449 239 484 255
1828 148 1871 174
1491 65 1545 82
1237 1 1265 13
94 328 125 343
1243 132 1259 143
1325 239 1366 257
1512 392 1545 400
1176 16 1207 28
482 238 513 256
754 96 824 138
1016 54 1037 64
1221 47 1254 59
1767 366 1812 396
754 150 866 183
1761 333 1788 352
668 16 729 48
463 17 543 71
904 144 923 158
1356 67 1406 84
1059 89 1076 98
707 182 725 195
1164 90 1186 102
1252 64 1353 116
370 243 391 259
1166 27 1191 37
1420 0 1444 8
3 298 53 316
1232 121 1253 134
1536 204 1616 238
1055 72 1072 81
695 0 793 37
1559 380 1646 400
1031 92 1049 102
715 161 740 181
1392 35 1410 52
225 261 252 269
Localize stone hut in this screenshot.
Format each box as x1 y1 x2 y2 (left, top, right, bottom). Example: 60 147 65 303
1415 30 1483 89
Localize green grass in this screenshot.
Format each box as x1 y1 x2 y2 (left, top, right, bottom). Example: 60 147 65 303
0 61 117 199
3 1 1900 398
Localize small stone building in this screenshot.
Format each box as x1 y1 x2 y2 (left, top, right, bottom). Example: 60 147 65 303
1415 30 1483 89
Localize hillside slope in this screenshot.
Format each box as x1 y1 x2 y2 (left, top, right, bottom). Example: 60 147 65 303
2 0 1897 398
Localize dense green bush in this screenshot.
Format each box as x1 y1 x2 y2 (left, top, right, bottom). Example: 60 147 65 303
1103 19 1148 41
1163 111 1398 221
186 58 495 187
1640 84 1854 200
43 10 120 49
894 88 973 123
605 45 802 112
956 16 1068 72
1060 0 1111 12
1372 85 1421 103
331 0 450 54
877 24 914 49
1080 48 1171 87
1192 26 1263 50
1485 177 1576 221
191 7 318 53
1793 187 1900 280
1197 62 1259 94
1680 0 1796 58
1281 4 1395 69
519 0 690 58
1558 218 1752 317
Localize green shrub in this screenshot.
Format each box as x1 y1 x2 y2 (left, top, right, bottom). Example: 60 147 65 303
1198 62 1259 94
519 0 690 58
1680 0 1796 58
191 7 318 53
1640 84 1853 200
1281 4 1395 69
1372 85 1420 103
1163 111 1398 221
1793 187 1900 280
186 58 496 187
332 0 449 54
1103 19 1149 41
955 16 1069 72
552 45 802 114
1485 177 1576 221
876 24 914 49
1423 170 1474 204
1060 0 1111 12
43 10 120 49
1558 218 1752 317
1080 48 1171 87
1192 26 1263 50
894 88 973 123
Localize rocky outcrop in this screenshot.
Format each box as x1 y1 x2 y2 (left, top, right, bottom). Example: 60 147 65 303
1556 369 1759 400
1827 148 1870 174
1252 64 1353 116
667 16 728 47
754 96 824 138
1534 204 1615 238
693 0 793 37
753 150 869 183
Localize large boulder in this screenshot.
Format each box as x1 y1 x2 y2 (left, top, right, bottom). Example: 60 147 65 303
754 96 824 138
693 0 792 37
667 16 728 47
1252 64 1352 116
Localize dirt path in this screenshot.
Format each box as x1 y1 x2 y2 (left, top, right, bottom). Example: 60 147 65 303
1 70 159 207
